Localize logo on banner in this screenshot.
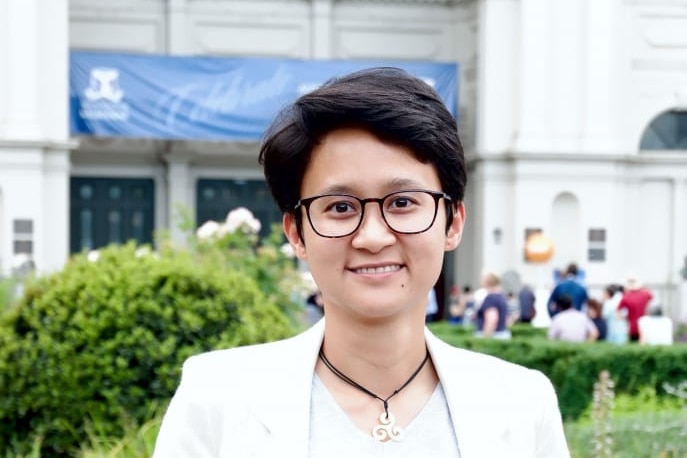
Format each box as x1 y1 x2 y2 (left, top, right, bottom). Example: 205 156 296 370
79 67 130 121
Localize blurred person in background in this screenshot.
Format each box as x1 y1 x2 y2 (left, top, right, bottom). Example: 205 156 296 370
602 284 628 345
638 305 673 345
547 263 588 317
456 284 477 328
306 290 325 325
474 271 511 340
618 275 653 342
505 291 520 327
425 287 439 323
547 295 598 343
586 298 607 341
517 284 537 324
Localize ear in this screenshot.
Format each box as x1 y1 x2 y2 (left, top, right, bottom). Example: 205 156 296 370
283 213 307 260
445 202 465 251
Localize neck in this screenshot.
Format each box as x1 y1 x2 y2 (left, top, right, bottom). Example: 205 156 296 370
320 312 429 394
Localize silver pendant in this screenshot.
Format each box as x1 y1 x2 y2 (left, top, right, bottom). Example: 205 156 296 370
371 411 404 442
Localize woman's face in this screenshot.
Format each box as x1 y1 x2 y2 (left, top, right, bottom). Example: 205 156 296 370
284 127 465 322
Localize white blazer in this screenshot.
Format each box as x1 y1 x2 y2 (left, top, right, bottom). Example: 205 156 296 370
153 320 570 457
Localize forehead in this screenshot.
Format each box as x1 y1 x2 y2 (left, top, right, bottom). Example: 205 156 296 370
301 127 440 196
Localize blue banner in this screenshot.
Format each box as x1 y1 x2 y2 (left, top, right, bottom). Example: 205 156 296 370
69 51 458 141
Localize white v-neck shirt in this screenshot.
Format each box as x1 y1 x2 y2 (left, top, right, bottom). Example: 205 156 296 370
308 375 461 457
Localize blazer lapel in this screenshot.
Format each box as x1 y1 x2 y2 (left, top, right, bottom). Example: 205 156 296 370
425 329 498 458
242 323 507 457
249 321 324 457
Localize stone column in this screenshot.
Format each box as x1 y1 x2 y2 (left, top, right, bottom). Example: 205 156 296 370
1 0 40 139
0 0 72 273
475 0 518 154
581 0 617 153
514 0 553 152
166 0 189 55
163 148 192 247
310 0 332 59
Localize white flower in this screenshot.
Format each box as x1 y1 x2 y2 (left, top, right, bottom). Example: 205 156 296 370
280 243 295 258
135 246 152 258
196 220 220 240
224 207 262 235
87 250 100 262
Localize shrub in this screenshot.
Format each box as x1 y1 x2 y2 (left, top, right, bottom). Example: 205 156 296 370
429 323 687 420
0 212 302 456
0 277 15 312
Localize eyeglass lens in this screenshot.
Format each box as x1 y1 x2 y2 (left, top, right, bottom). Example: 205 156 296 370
305 190 442 237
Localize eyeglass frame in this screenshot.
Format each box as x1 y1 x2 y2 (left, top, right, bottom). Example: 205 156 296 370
293 189 454 239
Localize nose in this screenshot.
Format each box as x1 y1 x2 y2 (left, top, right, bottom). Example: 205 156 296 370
351 202 396 252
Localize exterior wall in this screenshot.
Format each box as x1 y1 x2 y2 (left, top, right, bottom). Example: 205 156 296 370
0 0 72 275
67 0 478 281
470 0 687 320
1 0 685 317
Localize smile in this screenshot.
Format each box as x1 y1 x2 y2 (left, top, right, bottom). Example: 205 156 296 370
353 265 402 275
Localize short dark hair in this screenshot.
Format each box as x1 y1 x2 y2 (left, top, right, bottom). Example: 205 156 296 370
259 67 466 235
557 294 574 311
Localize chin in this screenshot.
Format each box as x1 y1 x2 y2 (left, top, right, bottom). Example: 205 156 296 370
351 302 416 321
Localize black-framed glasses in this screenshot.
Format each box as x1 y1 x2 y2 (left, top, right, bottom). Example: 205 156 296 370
294 189 452 238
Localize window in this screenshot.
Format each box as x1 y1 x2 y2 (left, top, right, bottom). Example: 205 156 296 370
13 219 33 255
70 178 155 253
639 110 687 150
196 179 281 239
588 228 606 262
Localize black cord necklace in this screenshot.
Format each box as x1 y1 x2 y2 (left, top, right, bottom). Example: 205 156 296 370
318 346 430 442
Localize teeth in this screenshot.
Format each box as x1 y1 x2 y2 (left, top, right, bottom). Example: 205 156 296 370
355 265 401 274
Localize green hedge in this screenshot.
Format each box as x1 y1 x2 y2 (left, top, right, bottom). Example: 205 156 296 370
430 322 687 420
0 243 298 457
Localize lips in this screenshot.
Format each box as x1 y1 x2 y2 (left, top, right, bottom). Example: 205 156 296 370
351 264 402 275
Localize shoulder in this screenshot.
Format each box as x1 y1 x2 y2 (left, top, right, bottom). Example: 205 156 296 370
178 324 320 395
483 292 506 305
428 332 550 390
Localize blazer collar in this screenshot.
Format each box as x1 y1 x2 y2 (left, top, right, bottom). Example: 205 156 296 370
252 321 489 457
250 320 324 457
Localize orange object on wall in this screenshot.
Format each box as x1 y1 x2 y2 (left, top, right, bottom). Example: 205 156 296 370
525 233 554 263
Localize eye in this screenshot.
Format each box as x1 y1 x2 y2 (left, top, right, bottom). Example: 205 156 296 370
318 196 360 217
386 192 421 212
390 196 413 208
330 201 356 214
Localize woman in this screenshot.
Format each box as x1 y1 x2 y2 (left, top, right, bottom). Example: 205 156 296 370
153 68 569 457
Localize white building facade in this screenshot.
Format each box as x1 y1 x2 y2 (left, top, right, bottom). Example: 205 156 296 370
0 0 686 320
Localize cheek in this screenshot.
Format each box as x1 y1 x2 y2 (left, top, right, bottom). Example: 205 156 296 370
303 237 344 266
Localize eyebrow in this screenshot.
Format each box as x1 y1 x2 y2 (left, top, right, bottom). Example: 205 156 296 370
316 178 430 196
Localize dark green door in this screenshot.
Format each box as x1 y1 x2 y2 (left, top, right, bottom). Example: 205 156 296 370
196 179 281 238
70 177 155 253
